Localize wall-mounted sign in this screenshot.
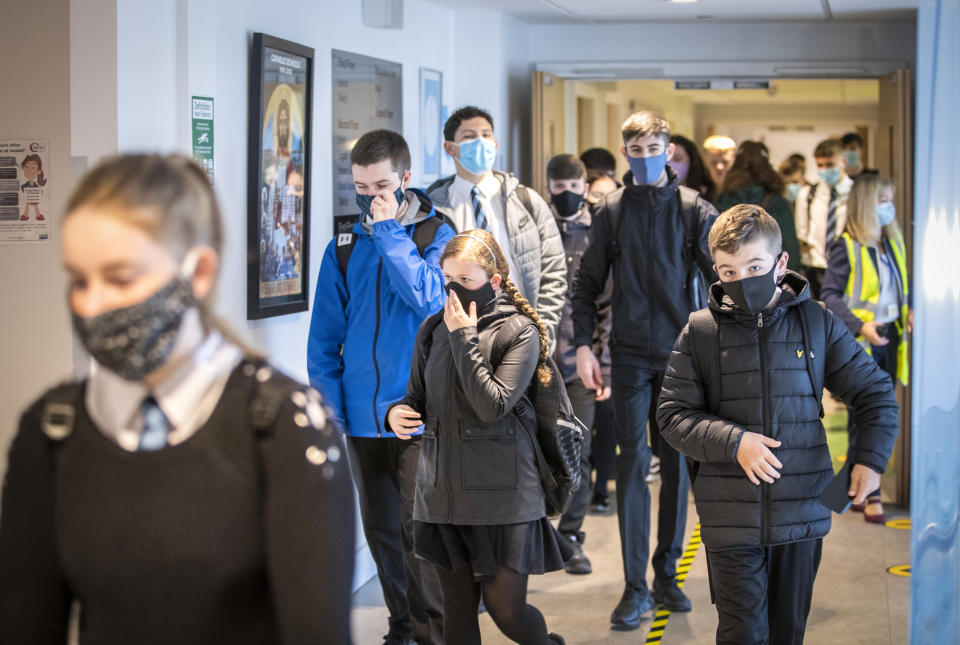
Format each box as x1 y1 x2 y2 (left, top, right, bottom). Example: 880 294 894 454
331 49 403 234
191 96 214 184
0 139 51 244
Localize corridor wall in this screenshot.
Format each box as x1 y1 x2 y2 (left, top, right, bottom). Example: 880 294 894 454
911 0 960 641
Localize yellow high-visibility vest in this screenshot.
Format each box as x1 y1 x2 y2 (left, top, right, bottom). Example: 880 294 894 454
841 231 910 386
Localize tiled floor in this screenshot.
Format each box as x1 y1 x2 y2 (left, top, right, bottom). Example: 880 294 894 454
352 480 910 644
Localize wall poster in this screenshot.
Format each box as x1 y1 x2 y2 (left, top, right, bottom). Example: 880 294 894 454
419 68 442 184
246 33 314 320
191 96 214 185
0 139 51 244
331 49 403 235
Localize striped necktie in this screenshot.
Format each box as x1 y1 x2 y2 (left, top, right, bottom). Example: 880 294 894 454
139 396 169 452
471 186 490 231
826 186 839 243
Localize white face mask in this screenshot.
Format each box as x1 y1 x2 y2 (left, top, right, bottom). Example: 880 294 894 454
877 201 896 227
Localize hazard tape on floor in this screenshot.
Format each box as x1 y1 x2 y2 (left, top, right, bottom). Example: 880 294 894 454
644 524 702 645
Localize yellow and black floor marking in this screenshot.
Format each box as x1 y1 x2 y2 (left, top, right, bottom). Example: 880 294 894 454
645 524 702 645
887 564 911 577
885 518 911 530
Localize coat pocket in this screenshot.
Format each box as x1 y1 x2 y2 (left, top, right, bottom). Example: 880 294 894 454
459 418 519 490
416 417 439 487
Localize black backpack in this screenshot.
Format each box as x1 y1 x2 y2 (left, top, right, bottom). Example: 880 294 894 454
487 315 585 517
419 312 585 516
685 299 828 483
605 185 709 310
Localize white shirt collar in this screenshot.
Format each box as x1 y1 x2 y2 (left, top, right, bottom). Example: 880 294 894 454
86 310 243 450
452 172 500 202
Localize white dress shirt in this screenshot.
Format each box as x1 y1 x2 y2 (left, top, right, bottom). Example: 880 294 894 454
448 173 523 292
86 314 244 451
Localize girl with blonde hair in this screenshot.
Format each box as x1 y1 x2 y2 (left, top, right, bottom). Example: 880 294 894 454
388 229 566 644
822 174 912 524
0 154 354 644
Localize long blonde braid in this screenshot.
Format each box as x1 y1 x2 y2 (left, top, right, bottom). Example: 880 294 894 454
440 229 552 384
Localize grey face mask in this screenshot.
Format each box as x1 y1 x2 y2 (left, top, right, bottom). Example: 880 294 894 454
72 278 197 381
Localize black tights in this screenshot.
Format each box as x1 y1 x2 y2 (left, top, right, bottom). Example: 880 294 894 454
437 564 553 645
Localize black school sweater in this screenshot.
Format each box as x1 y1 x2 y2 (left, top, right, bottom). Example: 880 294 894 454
0 362 355 645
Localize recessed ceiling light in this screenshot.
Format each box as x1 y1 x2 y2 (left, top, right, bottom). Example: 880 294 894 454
665 0 701 4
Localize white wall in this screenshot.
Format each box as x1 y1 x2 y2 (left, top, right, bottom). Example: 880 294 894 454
0 0 74 476
527 20 917 71
103 0 530 590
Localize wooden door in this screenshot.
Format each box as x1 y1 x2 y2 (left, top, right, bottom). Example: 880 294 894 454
532 71 566 196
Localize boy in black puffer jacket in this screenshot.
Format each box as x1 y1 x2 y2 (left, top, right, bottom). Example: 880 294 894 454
657 204 898 645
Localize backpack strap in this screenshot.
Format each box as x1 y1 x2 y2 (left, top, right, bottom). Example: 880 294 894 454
759 191 775 212
488 314 531 370
411 214 449 258
335 219 359 279
516 185 535 220
806 183 817 214
686 309 721 416
605 191 626 262
677 186 701 264
797 299 828 418
41 383 84 441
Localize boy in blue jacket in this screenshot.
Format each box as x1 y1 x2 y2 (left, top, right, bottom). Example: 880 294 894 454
308 129 453 645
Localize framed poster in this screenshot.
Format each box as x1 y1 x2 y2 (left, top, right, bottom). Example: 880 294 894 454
247 33 314 320
331 49 403 235
419 68 442 183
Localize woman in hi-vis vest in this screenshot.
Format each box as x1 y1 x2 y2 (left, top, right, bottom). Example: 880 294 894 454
821 174 912 524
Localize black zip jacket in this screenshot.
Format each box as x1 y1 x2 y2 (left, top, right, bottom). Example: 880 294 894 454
571 167 718 369
390 297 545 525
656 273 899 549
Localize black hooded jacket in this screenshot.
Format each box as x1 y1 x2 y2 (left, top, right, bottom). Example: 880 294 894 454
657 273 899 549
571 167 718 369
390 296 545 526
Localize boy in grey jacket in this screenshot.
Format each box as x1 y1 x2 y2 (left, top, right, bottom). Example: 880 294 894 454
427 105 565 340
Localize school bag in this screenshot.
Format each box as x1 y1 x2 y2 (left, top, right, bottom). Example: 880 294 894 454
335 211 454 278
487 315 586 517
684 299 828 483
420 312 585 516
606 185 708 310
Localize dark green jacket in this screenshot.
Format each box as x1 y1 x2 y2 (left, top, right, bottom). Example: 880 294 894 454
717 185 803 273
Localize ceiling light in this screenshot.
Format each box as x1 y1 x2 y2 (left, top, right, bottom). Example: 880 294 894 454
665 0 701 3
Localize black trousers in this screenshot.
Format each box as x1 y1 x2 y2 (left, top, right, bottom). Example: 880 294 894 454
611 357 689 588
591 397 616 498
557 378 595 542
706 539 823 645
345 436 444 644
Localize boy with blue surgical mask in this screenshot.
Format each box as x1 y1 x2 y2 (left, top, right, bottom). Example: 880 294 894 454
308 129 453 645
572 111 718 630
794 138 853 299
427 105 566 341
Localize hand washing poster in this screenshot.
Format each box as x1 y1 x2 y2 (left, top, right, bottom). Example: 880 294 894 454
0 139 51 243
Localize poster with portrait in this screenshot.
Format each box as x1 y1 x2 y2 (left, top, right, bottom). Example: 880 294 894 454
420 68 442 183
331 50 403 235
247 33 314 320
0 139 51 244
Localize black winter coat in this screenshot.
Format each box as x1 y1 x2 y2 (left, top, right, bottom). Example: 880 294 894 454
657 273 898 549
572 167 718 369
391 297 545 525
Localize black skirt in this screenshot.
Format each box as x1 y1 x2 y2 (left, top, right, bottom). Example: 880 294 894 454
413 518 573 583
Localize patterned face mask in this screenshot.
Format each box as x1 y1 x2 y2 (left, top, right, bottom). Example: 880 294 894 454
72 278 197 381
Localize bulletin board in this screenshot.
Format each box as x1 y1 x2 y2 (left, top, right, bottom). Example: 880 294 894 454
331 49 403 234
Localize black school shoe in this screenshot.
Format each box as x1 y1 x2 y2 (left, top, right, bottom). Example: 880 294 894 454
610 583 655 630
562 535 592 575
652 579 692 612
547 634 566 644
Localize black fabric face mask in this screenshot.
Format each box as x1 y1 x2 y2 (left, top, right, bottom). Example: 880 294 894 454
720 257 782 316
445 280 496 314
550 190 584 218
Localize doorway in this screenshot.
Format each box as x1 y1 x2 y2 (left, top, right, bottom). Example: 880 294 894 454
531 71 914 505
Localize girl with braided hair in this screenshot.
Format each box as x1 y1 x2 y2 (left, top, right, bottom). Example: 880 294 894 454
387 229 567 644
